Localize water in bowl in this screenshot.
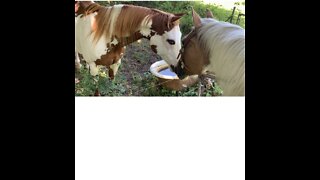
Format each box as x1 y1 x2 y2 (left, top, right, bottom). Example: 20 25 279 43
159 68 177 77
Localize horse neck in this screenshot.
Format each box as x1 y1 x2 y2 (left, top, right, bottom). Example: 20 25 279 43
112 5 154 40
195 20 244 95
207 39 244 96
117 32 144 47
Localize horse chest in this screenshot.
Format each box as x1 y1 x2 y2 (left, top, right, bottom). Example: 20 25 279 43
75 14 109 63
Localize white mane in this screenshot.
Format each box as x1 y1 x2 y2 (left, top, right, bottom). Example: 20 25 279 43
197 18 245 96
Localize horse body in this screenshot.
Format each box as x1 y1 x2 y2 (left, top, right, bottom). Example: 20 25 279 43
175 9 245 96
75 1 184 78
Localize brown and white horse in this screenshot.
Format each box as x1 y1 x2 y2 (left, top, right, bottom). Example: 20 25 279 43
75 1 184 79
174 9 245 96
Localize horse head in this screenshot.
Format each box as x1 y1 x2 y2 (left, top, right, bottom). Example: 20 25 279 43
147 10 184 71
173 8 213 78
173 8 245 96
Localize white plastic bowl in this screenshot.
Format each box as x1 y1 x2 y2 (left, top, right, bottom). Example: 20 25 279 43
149 60 178 79
150 60 198 91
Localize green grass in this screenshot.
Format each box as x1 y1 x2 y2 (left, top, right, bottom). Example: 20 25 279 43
75 64 223 96
75 66 128 96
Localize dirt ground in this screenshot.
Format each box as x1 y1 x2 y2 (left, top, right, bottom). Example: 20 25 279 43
119 39 161 89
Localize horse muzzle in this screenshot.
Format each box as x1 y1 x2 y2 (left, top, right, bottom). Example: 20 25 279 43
171 63 186 79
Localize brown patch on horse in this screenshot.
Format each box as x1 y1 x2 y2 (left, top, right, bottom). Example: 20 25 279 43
151 12 183 35
115 5 154 38
95 45 125 67
108 68 115 80
151 45 157 53
95 32 143 68
95 45 124 79
118 32 144 46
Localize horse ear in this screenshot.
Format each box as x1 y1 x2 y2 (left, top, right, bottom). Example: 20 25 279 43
206 9 214 18
192 7 202 28
171 13 185 22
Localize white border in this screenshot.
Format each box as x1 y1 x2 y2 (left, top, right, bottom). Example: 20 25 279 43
76 97 245 180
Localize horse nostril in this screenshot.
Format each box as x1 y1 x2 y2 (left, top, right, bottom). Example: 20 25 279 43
174 66 186 79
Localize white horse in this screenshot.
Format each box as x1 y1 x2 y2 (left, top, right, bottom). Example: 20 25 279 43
174 9 245 96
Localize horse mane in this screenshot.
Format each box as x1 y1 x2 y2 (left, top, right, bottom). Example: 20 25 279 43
196 18 245 95
80 3 177 44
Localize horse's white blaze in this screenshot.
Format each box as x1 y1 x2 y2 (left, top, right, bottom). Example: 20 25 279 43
150 25 182 66
139 16 152 37
166 25 182 61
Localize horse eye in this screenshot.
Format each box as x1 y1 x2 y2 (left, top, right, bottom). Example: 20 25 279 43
167 39 175 45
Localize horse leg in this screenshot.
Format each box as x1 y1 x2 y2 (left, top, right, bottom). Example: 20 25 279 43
88 62 99 76
108 59 122 80
108 46 124 80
